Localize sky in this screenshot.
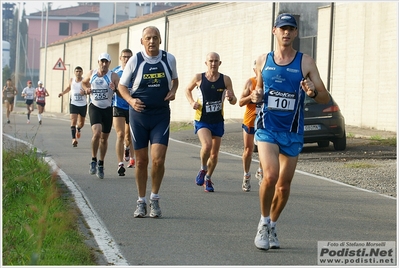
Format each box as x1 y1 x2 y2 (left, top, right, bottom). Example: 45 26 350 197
9 1 175 16
9 2 80 15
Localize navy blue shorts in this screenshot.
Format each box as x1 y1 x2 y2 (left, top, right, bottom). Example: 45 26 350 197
255 128 304 157
194 120 224 137
129 109 170 150
113 106 129 124
242 124 255 134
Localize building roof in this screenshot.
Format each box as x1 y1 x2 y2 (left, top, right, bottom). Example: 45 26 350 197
48 2 213 46
27 4 99 18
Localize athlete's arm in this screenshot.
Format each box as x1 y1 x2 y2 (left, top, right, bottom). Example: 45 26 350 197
185 73 201 110
251 54 266 103
238 78 254 107
81 70 93 94
224 75 237 105
301 54 330 104
58 78 73 98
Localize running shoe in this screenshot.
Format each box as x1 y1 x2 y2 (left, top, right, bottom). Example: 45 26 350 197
39 120 42 125
127 158 135 168
203 179 214 192
242 174 251 192
269 226 280 249
117 163 125 176
97 165 104 179
27 120 30 124
72 139 78 147
76 129 81 139
195 169 206 186
256 169 263 186
124 148 130 162
7 120 10 124
254 221 270 250
133 201 147 218
89 161 97 175
149 199 162 218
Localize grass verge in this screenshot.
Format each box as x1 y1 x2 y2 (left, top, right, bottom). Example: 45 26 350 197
2 148 97 265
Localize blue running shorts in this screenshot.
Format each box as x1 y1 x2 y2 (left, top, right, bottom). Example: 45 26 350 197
129 109 170 150
242 124 255 134
194 120 224 137
255 128 304 157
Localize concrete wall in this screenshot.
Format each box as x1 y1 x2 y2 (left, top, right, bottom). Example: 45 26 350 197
317 2 397 131
41 2 398 132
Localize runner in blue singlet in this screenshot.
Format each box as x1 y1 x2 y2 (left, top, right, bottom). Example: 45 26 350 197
251 13 331 251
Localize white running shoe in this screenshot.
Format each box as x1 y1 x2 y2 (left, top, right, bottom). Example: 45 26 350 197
269 226 280 249
149 199 162 218
256 169 263 186
254 221 270 250
134 201 147 218
242 174 251 192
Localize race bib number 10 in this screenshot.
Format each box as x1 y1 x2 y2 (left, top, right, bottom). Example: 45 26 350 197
268 90 296 111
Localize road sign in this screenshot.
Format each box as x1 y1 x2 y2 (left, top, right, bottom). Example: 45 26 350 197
53 58 66 70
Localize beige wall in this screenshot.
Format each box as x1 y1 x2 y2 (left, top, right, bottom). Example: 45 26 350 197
41 2 397 132
317 2 397 132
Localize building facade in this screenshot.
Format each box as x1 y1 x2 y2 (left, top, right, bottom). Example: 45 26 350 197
40 2 398 132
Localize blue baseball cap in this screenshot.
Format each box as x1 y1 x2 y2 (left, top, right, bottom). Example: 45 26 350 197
274 13 297 28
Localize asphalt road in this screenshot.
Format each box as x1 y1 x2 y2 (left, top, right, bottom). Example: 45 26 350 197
2 111 397 266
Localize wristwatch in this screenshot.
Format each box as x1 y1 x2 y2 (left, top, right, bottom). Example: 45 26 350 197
310 89 318 98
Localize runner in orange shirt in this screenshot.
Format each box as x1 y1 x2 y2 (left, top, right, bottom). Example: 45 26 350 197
238 60 263 192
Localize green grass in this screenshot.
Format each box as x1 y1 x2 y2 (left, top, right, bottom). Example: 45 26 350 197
369 137 396 146
2 148 97 265
170 121 193 132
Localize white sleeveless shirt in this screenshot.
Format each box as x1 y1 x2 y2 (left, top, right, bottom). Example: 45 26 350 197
89 70 113 109
70 78 87 107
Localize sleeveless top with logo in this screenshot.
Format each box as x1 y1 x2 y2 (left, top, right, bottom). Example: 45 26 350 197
89 70 113 109
36 87 47 103
128 51 173 115
70 78 87 107
194 73 227 124
112 65 129 110
256 51 305 134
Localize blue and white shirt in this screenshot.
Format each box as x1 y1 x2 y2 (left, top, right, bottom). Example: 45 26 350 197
256 51 305 134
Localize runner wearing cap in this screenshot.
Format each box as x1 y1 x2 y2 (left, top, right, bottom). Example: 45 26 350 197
81 52 120 179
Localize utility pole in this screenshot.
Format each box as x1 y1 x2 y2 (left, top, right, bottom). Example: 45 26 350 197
43 2 49 86
15 2 21 102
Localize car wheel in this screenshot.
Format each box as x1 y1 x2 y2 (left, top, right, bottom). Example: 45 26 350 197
317 141 330 148
333 131 347 151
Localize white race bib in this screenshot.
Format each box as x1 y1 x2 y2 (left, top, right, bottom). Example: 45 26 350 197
205 100 222 113
267 89 296 111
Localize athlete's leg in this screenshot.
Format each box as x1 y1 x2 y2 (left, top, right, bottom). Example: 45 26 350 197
258 141 280 218
197 127 213 170
113 116 126 163
270 154 298 222
91 123 102 158
242 129 255 174
150 143 167 194
135 147 149 197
